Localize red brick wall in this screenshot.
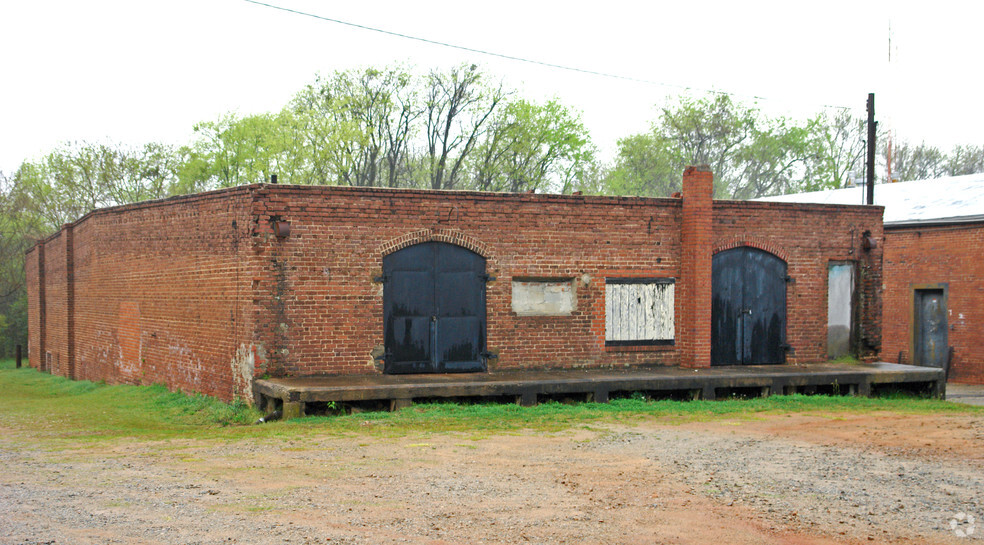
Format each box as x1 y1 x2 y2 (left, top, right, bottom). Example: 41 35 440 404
680 166 713 367
249 185 687 376
882 223 984 384
25 246 41 370
43 230 68 376
711 201 884 363
251 183 883 377
25 174 886 402
27 188 259 402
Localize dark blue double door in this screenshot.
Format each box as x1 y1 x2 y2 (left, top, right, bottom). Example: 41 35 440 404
711 247 787 365
383 242 487 374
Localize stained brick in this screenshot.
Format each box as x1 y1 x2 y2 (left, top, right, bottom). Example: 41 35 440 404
25 171 885 403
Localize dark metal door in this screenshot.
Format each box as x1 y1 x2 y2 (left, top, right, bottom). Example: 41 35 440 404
711 247 787 365
383 242 486 374
914 289 947 368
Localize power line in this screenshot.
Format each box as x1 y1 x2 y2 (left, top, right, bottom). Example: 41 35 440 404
241 0 855 112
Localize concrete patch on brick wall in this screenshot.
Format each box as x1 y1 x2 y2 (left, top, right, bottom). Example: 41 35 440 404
511 279 576 316
370 344 385 372
231 344 258 403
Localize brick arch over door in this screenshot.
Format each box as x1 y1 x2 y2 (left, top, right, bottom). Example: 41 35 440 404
378 229 493 259
712 237 789 262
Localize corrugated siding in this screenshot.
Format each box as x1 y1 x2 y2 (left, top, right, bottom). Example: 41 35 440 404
605 282 674 342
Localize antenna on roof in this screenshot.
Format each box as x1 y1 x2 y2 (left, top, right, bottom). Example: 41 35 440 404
866 93 877 205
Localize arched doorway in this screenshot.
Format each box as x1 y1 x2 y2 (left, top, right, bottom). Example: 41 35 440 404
383 242 487 374
711 247 787 365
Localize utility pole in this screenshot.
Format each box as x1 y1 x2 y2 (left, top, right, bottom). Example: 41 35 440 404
866 93 877 205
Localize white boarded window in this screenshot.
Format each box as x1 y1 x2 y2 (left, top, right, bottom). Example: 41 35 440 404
605 278 675 346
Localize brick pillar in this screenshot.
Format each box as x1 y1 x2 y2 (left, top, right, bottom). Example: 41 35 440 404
680 166 713 368
38 242 46 372
65 223 76 380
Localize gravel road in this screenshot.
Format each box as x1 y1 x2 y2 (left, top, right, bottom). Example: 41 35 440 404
1 412 981 544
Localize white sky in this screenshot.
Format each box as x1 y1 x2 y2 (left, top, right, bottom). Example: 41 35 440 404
2 0 982 176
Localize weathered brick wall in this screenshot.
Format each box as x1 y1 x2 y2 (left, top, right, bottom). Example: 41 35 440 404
27 188 259 402
25 246 41 369
25 174 887 402
251 183 884 376
250 185 686 376
712 201 884 363
882 223 984 383
680 166 713 367
43 230 69 376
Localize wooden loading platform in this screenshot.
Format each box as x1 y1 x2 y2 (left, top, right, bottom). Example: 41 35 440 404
253 362 944 418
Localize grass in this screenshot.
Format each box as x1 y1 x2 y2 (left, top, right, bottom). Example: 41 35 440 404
302 390 980 436
0 357 980 448
826 354 862 364
0 358 263 445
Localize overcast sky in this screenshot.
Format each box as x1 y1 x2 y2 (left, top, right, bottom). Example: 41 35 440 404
2 0 982 176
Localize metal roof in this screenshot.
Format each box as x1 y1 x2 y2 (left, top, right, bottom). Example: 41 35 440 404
757 173 984 226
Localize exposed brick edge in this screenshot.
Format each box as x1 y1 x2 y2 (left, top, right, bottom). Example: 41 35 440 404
378 228 493 258
713 236 789 261
715 199 885 215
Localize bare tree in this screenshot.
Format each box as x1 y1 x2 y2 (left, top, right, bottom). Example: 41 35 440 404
423 65 505 190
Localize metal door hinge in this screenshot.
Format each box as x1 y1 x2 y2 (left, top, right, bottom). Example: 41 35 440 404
374 274 389 283
785 275 794 283
480 351 498 360
481 274 496 282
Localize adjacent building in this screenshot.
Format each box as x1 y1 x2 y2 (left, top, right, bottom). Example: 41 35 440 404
762 173 984 384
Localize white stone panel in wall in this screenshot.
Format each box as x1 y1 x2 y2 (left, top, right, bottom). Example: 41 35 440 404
511 280 576 316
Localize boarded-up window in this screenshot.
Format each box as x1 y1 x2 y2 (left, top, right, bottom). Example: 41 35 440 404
605 278 674 345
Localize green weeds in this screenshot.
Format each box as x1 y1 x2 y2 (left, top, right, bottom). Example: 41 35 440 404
0 358 979 450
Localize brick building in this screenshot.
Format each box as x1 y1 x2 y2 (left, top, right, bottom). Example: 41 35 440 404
26 167 885 403
763 174 984 384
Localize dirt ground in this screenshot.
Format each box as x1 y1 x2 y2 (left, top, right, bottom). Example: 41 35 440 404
1 411 982 545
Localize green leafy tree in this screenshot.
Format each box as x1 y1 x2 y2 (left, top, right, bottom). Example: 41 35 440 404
177 112 305 191
658 94 756 197
0 172 50 356
946 145 984 176
288 66 419 187
11 141 179 227
801 110 867 191
886 141 947 182
603 94 812 199
602 133 682 197
470 99 595 193
732 119 811 199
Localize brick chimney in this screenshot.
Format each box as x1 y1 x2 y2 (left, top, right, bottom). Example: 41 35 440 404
680 166 713 368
